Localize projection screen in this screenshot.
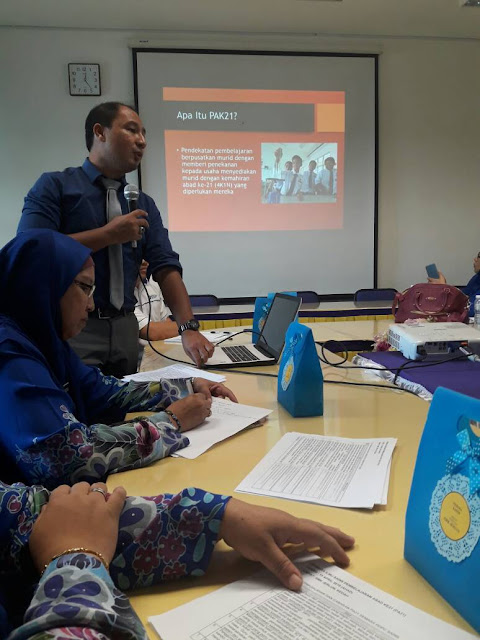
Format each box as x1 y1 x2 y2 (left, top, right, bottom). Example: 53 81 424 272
134 49 377 298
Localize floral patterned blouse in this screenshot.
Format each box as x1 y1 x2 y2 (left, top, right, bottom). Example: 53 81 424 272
1 482 229 638
3 370 192 489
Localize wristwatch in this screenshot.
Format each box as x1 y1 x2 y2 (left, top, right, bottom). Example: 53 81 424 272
178 318 200 335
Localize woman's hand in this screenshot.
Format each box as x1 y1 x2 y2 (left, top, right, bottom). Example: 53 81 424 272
193 378 238 403
168 393 212 432
427 271 446 284
29 482 126 573
219 498 355 591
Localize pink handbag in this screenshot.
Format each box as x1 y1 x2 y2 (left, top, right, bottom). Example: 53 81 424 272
392 284 469 323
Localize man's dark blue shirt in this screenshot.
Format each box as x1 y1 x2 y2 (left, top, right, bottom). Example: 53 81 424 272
18 159 182 312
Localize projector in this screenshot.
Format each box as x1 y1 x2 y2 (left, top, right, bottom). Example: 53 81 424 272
387 322 480 360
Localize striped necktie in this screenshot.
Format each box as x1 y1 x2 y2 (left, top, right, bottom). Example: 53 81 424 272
287 173 298 196
100 177 124 310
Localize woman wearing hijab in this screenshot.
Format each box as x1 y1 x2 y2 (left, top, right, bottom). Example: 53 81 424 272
0 230 236 489
1 479 354 638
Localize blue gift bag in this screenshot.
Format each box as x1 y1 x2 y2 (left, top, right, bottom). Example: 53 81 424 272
252 295 274 343
252 292 297 343
405 387 480 632
277 322 323 417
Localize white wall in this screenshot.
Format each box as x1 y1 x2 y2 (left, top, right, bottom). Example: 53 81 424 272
378 38 480 290
0 28 134 243
1 27 479 292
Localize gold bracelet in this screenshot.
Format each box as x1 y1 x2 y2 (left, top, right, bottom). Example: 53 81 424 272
164 408 182 431
41 547 109 576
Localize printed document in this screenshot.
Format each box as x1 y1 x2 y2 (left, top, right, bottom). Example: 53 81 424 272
122 364 225 383
236 432 396 509
149 558 475 640
173 397 271 459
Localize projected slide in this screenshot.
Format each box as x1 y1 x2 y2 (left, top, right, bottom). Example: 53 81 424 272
163 88 344 232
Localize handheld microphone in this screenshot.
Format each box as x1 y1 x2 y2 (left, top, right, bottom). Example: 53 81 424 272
124 183 140 248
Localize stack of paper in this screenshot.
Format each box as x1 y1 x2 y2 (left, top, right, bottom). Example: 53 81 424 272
173 397 272 459
122 364 226 383
236 432 396 509
149 558 476 640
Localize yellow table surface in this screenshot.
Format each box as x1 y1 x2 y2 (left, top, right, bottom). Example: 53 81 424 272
108 322 476 637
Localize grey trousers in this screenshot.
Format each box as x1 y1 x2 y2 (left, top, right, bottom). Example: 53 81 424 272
68 312 139 378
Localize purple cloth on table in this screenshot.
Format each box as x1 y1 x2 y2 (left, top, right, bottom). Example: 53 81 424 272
359 351 480 400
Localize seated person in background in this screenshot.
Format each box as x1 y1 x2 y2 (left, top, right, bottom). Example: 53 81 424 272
134 259 178 343
1 480 354 637
0 230 236 490
427 252 480 317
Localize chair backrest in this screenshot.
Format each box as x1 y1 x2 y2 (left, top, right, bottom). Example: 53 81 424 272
189 294 219 307
297 290 319 304
354 288 398 302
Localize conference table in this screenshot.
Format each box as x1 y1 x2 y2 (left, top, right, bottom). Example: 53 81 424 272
108 321 476 637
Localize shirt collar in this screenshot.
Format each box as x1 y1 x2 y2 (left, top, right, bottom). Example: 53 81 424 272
82 158 127 187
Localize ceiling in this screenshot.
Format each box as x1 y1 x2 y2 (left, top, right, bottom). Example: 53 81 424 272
1 0 480 39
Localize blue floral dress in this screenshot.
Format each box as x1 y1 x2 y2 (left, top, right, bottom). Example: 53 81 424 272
13 375 193 489
0 230 193 489
0 334 192 489
1 482 229 638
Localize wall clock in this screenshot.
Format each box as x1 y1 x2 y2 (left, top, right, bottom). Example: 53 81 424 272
68 63 101 96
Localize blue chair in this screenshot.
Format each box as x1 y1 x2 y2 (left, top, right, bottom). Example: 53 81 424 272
354 288 397 302
189 294 219 307
297 290 320 304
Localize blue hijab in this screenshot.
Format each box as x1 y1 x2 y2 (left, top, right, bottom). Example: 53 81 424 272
0 230 92 421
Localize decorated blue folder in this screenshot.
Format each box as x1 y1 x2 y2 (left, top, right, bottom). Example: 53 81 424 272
277 322 323 417
405 387 480 632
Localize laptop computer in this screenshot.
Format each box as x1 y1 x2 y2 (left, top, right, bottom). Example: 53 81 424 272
205 293 301 368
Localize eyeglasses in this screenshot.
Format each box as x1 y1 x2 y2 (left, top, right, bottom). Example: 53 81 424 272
74 279 96 298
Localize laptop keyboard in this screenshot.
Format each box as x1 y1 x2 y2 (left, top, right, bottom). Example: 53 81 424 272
222 345 260 362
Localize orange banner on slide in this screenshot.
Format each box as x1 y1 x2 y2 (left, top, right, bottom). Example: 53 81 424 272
315 104 345 133
163 87 345 105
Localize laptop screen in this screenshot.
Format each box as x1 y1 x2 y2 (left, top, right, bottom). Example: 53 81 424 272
256 293 301 359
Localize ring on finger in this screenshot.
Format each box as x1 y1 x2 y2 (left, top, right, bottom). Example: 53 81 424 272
91 487 108 500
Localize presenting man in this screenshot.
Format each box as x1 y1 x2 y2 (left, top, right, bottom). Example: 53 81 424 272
18 101 214 376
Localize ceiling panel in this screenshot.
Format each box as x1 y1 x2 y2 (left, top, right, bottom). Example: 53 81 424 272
1 0 480 38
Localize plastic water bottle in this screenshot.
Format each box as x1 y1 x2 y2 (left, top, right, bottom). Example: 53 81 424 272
474 295 480 329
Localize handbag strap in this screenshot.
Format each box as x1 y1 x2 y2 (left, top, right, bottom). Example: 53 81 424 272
392 292 403 317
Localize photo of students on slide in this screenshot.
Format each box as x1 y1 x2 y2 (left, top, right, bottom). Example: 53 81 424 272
261 143 338 204
315 156 337 198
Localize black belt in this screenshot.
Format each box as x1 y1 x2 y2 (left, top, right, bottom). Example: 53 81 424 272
89 308 133 320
